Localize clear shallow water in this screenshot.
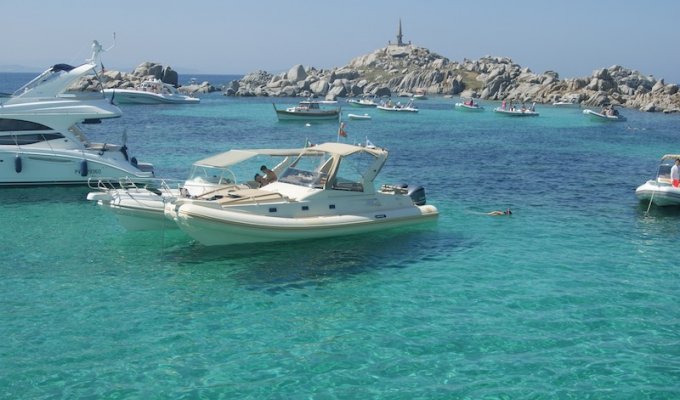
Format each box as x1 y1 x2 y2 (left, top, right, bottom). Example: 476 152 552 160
1 73 680 398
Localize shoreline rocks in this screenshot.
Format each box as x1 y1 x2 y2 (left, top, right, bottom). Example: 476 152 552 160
225 45 680 113
100 47 679 113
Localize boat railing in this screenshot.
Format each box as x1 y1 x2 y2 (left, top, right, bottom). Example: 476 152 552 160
87 177 183 195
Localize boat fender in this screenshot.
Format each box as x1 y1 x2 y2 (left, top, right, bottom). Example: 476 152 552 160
79 159 88 177
131 157 138 167
14 155 22 173
407 185 427 206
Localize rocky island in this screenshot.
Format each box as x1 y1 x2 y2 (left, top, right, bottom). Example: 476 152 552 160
101 22 680 113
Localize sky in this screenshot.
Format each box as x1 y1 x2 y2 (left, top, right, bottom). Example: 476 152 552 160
2 0 679 83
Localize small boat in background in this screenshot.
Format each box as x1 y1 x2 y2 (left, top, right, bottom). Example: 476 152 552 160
273 100 341 121
377 99 418 113
348 113 372 120
636 154 680 206
412 89 427 100
552 98 580 108
104 79 200 104
347 96 378 107
493 104 539 117
454 97 484 111
583 108 626 122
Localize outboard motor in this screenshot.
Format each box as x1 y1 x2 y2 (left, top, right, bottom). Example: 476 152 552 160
407 185 427 206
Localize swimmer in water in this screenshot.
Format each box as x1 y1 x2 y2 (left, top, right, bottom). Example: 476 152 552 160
488 209 512 216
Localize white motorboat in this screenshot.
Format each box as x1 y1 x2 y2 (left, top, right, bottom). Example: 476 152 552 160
347 113 372 120
583 108 626 122
273 100 341 121
454 97 484 111
377 100 418 113
493 106 539 117
552 99 580 108
87 147 306 230
347 96 378 108
0 40 153 186
165 142 438 246
103 79 199 105
635 154 680 206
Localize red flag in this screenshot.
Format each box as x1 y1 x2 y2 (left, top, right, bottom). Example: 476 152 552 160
338 122 347 138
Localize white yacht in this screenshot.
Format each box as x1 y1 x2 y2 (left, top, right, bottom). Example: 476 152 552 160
87 148 306 230
0 40 153 186
103 79 200 105
165 142 438 246
635 154 680 206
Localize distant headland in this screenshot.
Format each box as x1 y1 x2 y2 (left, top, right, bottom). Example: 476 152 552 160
102 21 680 113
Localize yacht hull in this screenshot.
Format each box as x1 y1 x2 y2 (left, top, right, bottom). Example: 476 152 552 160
0 149 153 186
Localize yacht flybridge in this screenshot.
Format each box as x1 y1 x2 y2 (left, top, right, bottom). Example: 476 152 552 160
0 40 153 186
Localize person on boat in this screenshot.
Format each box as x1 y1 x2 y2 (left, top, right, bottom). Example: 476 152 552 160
671 159 680 188
501 100 506 110
488 209 512 216
254 173 266 187
260 165 277 183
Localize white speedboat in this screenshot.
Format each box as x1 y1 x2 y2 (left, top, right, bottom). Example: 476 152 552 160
454 97 484 111
273 100 341 121
347 113 372 120
103 79 199 104
635 154 680 206
583 108 626 122
87 147 306 230
552 99 580 108
347 96 378 108
165 142 438 246
0 40 153 186
377 100 418 113
493 106 539 117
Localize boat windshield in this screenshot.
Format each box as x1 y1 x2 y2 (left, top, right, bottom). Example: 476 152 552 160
279 148 380 192
187 165 236 185
279 152 330 188
13 63 103 99
13 64 75 97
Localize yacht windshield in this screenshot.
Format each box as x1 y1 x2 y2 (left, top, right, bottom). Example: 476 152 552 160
13 64 75 96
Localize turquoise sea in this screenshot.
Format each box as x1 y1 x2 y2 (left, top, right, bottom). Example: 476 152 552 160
1 72 680 399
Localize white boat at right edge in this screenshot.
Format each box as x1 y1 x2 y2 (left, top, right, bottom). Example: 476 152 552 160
635 154 680 206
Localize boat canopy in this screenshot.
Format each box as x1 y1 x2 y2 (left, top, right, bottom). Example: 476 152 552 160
309 142 385 157
661 154 680 161
194 148 309 168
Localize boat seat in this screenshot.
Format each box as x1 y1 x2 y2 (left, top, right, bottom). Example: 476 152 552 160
216 188 287 205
